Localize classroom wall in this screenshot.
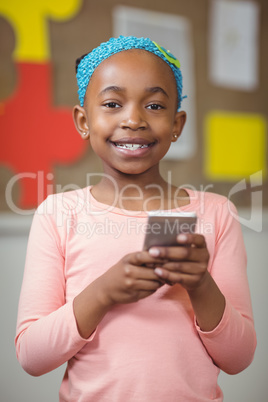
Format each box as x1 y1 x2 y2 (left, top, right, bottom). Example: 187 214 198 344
0 0 267 210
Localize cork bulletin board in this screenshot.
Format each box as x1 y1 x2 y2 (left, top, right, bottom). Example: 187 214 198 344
0 0 267 212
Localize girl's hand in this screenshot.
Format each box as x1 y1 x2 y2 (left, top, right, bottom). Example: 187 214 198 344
97 251 165 307
148 233 226 332
149 233 210 291
74 236 224 338
73 251 165 339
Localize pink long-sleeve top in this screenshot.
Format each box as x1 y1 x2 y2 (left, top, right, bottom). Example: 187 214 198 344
15 187 256 401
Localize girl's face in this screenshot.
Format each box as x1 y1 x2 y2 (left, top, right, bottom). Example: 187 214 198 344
74 49 186 177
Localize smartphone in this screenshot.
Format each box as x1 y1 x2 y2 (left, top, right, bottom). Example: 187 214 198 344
143 211 197 250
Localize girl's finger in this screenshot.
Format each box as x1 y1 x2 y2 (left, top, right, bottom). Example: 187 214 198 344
148 244 209 263
124 263 163 282
127 251 168 266
127 278 163 292
160 261 207 275
177 233 207 248
154 268 204 288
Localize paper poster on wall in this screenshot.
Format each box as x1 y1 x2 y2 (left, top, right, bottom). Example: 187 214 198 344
0 0 85 207
204 111 266 181
113 6 196 160
209 0 259 90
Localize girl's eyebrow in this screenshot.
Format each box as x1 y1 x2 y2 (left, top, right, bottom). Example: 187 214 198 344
98 86 124 97
146 87 169 98
98 86 169 98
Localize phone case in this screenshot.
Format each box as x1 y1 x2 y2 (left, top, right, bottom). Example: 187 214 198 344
143 211 197 250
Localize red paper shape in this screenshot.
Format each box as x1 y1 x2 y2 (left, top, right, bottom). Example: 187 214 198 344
0 62 86 208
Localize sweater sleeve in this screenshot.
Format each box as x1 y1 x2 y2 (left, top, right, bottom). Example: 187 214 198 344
196 200 257 374
15 197 96 376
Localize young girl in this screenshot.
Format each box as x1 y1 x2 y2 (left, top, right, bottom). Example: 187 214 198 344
15 36 256 401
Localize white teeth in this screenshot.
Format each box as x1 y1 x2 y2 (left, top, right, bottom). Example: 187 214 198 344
115 143 149 150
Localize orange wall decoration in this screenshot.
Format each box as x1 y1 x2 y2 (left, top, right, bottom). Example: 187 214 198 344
0 0 85 208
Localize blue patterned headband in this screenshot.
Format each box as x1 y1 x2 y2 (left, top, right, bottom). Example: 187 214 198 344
76 36 184 110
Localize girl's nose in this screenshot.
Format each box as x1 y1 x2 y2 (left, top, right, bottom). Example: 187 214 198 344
119 106 148 131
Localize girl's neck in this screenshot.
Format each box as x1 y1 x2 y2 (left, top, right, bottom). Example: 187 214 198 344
90 169 190 211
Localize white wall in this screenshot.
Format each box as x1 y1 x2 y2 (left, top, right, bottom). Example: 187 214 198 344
1 211 267 402
0 214 65 402
218 213 268 401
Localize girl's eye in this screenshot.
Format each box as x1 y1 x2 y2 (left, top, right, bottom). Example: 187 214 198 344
147 104 164 110
103 102 120 108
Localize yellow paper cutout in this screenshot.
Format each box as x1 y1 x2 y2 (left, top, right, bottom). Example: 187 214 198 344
205 112 267 181
0 0 82 62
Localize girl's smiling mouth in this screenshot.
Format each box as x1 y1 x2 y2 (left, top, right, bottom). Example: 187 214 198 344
110 137 155 154
114 143 150 150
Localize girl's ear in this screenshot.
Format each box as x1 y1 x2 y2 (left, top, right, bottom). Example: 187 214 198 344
73 105 90 140
171 111 187 142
